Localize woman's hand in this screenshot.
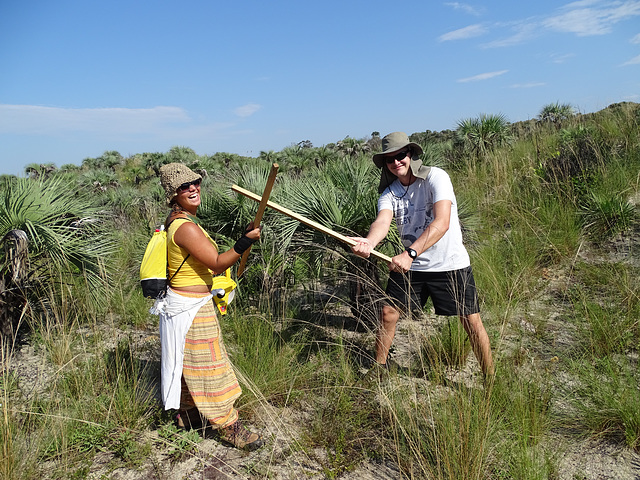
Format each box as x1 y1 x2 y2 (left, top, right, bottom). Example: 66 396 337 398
244 222 261 241
232 222 261 255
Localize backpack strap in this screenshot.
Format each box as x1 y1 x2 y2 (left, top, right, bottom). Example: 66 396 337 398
165 215 192 287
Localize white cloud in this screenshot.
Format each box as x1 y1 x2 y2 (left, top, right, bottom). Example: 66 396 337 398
474 1 640 49
630 32 640 43
0 104 191 135
233 103 262 118
621 54 640 65
564 0 602 8
481 22 539 48
543 0 640 36
444 2 482 16
0 104 240 145
550 53 576 64
510 82 546 88
438 24 487 42
457 70 509 82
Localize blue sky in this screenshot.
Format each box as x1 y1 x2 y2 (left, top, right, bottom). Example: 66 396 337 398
1 0 639 176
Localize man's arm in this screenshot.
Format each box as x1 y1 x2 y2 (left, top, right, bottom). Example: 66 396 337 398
411 199 451 255
350 209 393 258
391 199 452 272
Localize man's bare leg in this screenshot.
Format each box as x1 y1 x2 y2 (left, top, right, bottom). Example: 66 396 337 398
375 305 400 364
460 312 494 376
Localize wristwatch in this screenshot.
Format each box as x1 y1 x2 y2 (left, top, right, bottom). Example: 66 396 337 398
406 247 417 260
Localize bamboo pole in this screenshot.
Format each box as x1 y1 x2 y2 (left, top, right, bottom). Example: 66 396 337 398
236 163 279 277
231 184 392 264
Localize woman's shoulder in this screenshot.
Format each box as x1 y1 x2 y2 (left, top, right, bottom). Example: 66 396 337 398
167 215 195 233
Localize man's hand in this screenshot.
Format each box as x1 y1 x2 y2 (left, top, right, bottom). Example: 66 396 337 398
349 237 373 258
390 251 413 273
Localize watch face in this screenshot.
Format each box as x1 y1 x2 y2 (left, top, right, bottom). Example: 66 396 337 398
407 248 417 259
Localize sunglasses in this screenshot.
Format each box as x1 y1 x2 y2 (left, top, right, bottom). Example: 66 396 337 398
385 149 410 164
177 179 201 192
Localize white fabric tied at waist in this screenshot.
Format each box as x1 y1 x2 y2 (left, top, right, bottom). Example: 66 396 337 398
151 288 213 410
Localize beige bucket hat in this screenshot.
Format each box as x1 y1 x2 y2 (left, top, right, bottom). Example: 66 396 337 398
159 163 202 205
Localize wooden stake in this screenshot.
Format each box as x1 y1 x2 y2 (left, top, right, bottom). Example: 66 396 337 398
236 163 279 277
231 184 392 264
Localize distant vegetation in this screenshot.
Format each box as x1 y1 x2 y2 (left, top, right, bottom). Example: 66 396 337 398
1 102 639 479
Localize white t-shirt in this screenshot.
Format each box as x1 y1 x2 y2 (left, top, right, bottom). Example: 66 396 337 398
378 167 470 272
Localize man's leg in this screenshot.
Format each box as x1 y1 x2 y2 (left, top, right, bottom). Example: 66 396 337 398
460 312 494 376
376 304 400 364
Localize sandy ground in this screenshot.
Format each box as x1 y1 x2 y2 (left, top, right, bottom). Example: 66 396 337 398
7 232 640 479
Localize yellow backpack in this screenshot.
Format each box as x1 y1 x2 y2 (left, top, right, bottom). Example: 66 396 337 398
139 224 237 315
140 225 174 299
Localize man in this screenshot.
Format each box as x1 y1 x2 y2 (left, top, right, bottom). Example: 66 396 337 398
350 132 494 376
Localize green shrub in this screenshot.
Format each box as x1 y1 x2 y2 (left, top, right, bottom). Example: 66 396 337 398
579 191 635 240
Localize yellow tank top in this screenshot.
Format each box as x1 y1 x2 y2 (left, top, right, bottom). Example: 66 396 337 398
167 218 219 287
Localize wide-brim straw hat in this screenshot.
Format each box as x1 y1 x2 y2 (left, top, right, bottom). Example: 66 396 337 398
373 132 430 193
372 132 423 168
159 163 202 205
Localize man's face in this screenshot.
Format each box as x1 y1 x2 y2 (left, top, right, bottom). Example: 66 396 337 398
384 148 411 177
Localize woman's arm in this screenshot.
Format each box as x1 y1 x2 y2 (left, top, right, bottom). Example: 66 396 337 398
173 221 260 275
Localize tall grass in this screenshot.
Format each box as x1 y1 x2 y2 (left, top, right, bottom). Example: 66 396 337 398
385 380 494 479
2 103 639 478
563 356 640 450
1 270 161 479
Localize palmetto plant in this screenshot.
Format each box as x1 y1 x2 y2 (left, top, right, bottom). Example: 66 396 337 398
538 102 575 125
79 169 120 191
166 146 199 166
335 136 371 159
579 191 635 240
269 156 389 321
197 154 386 318
0 177 114 338
24 163 57 180
456 113 511 157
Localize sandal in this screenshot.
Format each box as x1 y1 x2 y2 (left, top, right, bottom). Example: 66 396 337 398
218 420 264 451
175 407 204 430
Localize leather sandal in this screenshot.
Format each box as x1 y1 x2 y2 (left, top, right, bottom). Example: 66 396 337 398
175 407 204 430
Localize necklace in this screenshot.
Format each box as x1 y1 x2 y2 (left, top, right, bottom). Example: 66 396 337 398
383 167 413 200
391 181 410 200
389 180 411 200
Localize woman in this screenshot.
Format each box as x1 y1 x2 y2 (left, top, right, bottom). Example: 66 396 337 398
154 162 263 451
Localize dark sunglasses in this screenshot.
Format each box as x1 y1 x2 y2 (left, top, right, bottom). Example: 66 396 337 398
177 179 201 191
385 149 410 164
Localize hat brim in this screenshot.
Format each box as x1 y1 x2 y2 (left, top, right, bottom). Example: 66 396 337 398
372 142 423 168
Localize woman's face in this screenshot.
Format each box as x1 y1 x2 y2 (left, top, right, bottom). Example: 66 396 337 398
174 179 201 213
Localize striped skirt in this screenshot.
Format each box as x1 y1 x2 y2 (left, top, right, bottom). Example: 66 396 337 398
179 292 241 428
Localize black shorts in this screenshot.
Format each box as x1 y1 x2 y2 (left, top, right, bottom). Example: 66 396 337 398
385 266 480 316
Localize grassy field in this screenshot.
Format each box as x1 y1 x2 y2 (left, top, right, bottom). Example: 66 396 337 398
1 102 639 479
